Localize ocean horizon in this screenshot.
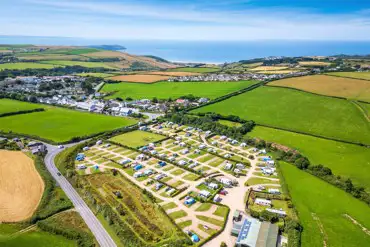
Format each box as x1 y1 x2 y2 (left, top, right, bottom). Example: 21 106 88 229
1 36 370 63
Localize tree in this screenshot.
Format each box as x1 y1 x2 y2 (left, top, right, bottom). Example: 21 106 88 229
220 242 227 247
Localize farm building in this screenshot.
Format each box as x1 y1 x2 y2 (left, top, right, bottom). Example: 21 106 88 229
255 198 272 206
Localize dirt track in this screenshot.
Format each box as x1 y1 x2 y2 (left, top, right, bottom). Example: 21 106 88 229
0 150 44 222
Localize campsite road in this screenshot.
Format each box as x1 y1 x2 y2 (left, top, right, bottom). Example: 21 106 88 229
44 143 117 247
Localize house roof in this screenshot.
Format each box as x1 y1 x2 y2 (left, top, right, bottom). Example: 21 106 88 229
256 222 279 247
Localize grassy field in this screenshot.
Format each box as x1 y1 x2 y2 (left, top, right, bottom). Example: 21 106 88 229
167 67 220 73
102 80 257 100
0 105 137 142
358 102 370 118
108 74 171 83
193 86 370 144
327 72 370 81
0 99 41 115
39 60 117 69
76 72 116 78
249 126 370 190
269 75 370 102
249 66 289 71
280 162 370 247
0 62 60 70
218 119 242 127
110 130 166 148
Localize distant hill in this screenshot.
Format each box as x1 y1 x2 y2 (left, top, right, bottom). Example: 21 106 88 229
88 45 126 51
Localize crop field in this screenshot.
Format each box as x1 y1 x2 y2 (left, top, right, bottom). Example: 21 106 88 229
0 150 44 222
269 75 370 102
192 86 370 144
0 99 41 115
358 102 370 118
280 162 370 247
327 71 370 81
108 74 171 83
249 66 289 71
102 80 257 100
0 105 137 142
110 130 167 148
167 67 220 73
147 71 200 76
0 62 60 70
249 126 370 190
298 61 331 66
256 70 297 74
39 60 117 69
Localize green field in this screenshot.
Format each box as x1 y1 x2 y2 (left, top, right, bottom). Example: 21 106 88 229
0 99 41 115
218 119 242 127
249 126 370 190
358 102 370 118
39 60 116 69
0 62 60 70
0 228 75 247
102 80 257 100
110 130 166 148
77 72 117 78
0 104 137 142
327 72 370 80
280 162 370 247
193 86 370 144
167 67 220 73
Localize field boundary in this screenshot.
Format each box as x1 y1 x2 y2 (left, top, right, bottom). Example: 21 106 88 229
255 123 370 147
325 73 370 82
0 108 45 118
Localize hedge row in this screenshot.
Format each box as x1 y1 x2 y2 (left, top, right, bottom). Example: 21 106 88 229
0 108 44 118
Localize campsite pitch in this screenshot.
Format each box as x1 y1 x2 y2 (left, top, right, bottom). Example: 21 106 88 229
110 130 167 148
0 150 44 222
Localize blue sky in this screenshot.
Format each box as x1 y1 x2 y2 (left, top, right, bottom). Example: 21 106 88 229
1 0 370 41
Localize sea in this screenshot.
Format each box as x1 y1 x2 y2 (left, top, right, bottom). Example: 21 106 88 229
1 36 370 64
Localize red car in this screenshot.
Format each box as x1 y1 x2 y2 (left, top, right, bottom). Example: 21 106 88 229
219 190 228 195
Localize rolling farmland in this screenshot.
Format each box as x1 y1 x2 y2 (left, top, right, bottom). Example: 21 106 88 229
280 162 370 247
192 86 370 144
108 74 171 83
102 80 257 100
327 71 370 81
0 105 137 142
39 60 117 69
269 75 370 102
0 62 60 70
249 126 370 190
0 99 40 115
167 67 220 73
298 61 331 66
0 151 44 222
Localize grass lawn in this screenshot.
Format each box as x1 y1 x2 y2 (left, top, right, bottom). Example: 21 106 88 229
269 75 370 102
198 154 217 163
0 62 61 70
182 173 199 181
213 206 228 218
39 60 117 69
0 105 137 143
0 99 41 115
249 126 370 191
178 220 192 229
327 71 370 81
171 169 185 176
196 215 224 227
101 80 257 100
193 86 370 145
218 119 242 127
280 162 370 247
195 203 212 212
245 177 279 186
162 202 178 210
109 130 166 148
168 210 188 220
167 67 220 73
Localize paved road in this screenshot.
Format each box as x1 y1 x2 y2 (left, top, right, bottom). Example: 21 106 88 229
44 143 117 247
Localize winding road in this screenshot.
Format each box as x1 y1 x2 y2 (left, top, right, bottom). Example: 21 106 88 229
44 143 117 247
